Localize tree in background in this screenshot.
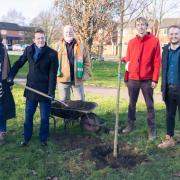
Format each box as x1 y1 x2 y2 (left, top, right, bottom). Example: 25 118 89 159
142 0 179 37
1 9 26 26
23 27 35 44
54 0 115 54
31 7 62 47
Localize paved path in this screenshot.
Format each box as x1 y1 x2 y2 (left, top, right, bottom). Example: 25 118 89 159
84 85 163 102
14 78 163 102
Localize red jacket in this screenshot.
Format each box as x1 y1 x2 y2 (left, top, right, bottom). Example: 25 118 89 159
124 33 161 82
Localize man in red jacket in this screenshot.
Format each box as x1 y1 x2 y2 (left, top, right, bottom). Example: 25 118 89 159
122 17 161 141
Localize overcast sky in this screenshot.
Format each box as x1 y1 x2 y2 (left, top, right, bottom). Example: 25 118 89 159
0 0 52 23
0 0 180 25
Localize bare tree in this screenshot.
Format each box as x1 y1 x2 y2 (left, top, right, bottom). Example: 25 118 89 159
95 22 118 59
143 0 179 37
1 9 26 25
54 0 115 54
31 8 62 45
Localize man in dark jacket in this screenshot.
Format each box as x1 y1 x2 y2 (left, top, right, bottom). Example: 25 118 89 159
158 25 180 148
122 17 161 141
0 34 16 145
8 29 58 146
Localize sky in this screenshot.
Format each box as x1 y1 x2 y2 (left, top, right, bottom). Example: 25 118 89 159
0 0 53 23
0 0 180 25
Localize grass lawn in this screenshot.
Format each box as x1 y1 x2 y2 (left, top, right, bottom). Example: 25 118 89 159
9 55 122 87
9 55 161 92
87 60 120 87
10 55 29 78
0 86 180 179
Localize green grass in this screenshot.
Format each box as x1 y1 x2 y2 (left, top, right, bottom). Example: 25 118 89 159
87 61 121 87
10 55 29 78
9 55 162 92
0 86 180 179
9 55 123 87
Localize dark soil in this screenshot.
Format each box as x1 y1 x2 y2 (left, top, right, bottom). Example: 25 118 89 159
81 143 147 169
51 100 97 111
52 133 147 169
52 132 103 152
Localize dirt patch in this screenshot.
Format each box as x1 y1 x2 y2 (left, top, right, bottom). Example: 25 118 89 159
52 132 103 151
52 133 147 169
81 143 147 169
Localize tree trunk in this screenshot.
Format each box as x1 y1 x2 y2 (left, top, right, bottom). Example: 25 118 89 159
113 0 124 158
85 37 93 56
99 29 105 59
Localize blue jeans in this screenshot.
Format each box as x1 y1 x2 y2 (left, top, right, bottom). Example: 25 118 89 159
24 99 51 142
58 82 85 101
0 99 6 132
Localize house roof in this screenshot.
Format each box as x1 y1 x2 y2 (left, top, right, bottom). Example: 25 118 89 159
0 22 24 31
160 18 180 28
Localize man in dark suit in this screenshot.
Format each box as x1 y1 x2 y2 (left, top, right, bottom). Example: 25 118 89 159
158 25 180 148
8 28 58 146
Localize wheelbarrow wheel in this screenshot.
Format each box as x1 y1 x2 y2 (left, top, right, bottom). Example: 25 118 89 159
80 113 104 133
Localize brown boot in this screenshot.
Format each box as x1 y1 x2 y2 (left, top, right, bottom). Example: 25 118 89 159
158 135 176 149
0 132 6 145
122 123 134 133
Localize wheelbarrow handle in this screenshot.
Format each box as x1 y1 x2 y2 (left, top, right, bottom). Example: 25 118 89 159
14 81 68 107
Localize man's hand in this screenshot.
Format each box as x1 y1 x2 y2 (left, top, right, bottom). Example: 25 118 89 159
125 62 129 71
7 77 14 87
48 93 55 102
151 81 157 89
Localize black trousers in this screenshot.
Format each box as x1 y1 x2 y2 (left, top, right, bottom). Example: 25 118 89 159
127 79 155 129
165 85 180 136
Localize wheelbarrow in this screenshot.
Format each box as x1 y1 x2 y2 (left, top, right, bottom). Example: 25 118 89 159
14 81 105 133
50 100 105 132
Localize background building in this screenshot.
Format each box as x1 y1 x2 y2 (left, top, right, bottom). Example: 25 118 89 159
0 22 33 49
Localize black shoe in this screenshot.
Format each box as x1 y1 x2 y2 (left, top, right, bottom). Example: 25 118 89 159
20 141 28 146
41 141 47 146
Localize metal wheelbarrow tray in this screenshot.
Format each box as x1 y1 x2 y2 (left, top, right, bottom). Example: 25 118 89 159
13 82 104 132
50 100 105 132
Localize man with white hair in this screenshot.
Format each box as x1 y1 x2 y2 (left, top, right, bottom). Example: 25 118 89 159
57 25 91 100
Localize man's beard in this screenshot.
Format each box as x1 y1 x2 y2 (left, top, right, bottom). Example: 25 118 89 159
64 36 74 43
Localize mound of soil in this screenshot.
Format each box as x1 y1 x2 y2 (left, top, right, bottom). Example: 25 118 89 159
81 143 147 169
52 133 147 169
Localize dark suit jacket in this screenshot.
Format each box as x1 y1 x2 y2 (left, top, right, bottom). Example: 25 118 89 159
161 44 180 102
9 43 58 101
0 43 15 120
2 80 16 120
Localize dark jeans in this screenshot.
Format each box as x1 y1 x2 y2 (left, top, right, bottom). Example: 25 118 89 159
127 79 155 129
165 85 180 136
0 99 6 132
24 98 51 142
